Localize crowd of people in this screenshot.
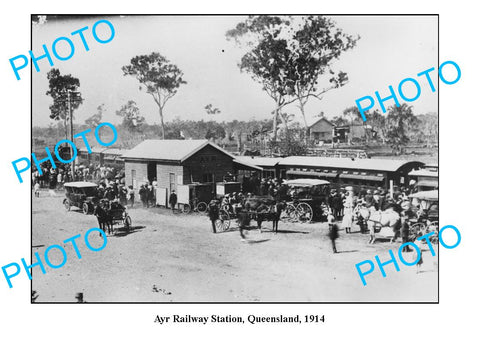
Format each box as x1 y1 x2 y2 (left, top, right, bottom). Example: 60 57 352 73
32 162 125 191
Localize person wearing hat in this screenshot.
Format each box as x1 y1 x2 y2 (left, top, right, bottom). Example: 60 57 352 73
169 190 177 212
400 214 411 252
354 200 369 234
207 199 220 234
342 192 353 234
364 189 374 208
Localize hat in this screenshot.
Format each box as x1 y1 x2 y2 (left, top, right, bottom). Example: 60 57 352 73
373 190 379 194
367 189 372 194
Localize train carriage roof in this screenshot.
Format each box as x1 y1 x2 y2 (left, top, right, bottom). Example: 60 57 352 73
64 181 98 188
283 178 330 186
279 156 424 173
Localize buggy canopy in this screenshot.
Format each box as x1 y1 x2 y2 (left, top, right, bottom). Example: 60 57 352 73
409 190 438 201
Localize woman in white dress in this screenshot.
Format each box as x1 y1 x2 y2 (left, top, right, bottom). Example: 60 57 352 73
342 191 353 234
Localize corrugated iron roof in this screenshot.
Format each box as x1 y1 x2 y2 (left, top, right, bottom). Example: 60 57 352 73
233 158 263 171
121 139 234 162
278 156 423 172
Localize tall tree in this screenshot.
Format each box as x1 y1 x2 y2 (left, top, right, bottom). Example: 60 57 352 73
46 68 82 139
290 16 358 138
227 16 358 144
116 100 145 132
227 16 294 142
383 104 418 151
122 52 186 139
85 104 105 129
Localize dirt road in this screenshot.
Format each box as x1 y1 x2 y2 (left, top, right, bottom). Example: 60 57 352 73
32 193 438 302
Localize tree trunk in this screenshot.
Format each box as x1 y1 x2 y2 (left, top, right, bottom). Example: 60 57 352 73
298 97 309 144
272 107 278 143
158 105 165 139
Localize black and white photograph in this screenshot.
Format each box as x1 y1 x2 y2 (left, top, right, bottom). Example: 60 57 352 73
3 0 480 347
30 14 439 303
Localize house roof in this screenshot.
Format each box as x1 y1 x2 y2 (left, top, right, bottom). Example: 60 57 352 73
121 139 235 162
278 156 424 172
307 117 335 129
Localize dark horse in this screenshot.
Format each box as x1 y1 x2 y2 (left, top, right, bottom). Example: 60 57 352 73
245 196 284 234
93 202 113 235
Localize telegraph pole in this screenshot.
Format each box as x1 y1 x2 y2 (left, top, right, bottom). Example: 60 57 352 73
67 90 75 181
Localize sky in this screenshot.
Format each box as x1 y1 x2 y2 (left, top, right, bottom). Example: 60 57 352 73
31 15 438 127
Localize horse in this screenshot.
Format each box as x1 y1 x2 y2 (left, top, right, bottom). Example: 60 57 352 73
366 207 401 244
93 202 113 235
253 200 284 234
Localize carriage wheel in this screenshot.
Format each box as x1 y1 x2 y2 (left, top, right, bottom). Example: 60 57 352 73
196 202 208 213
410 222 426 242
182 203 191 214
124 215 132 232
215 209 230 232
297 203 313 223
63 199 71 211
82 203 90 215
281 203 297 222
428 221 439 244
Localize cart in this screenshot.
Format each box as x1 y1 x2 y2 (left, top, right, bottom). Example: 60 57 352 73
408 190 439 242
102 199 132 233
280 179 331 223
177 183 213 214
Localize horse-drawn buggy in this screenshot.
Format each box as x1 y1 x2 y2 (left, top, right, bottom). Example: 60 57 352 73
280 179 331 223
407 190 439 242
214 195 283 233
94 198 132 235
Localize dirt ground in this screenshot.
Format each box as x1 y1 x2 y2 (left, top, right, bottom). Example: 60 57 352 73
32 191 438 303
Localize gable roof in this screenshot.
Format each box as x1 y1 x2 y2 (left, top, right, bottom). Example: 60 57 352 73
121 139 235 162
307 117 335 129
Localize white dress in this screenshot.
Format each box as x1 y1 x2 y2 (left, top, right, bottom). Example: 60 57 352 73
342 205 353 229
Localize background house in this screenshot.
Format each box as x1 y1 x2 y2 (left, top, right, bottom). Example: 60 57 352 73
307 117 334 142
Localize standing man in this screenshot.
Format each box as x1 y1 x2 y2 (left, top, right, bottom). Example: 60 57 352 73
139 184 147 207
400 214 411 252
169 190 177 212
208 199 219 234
